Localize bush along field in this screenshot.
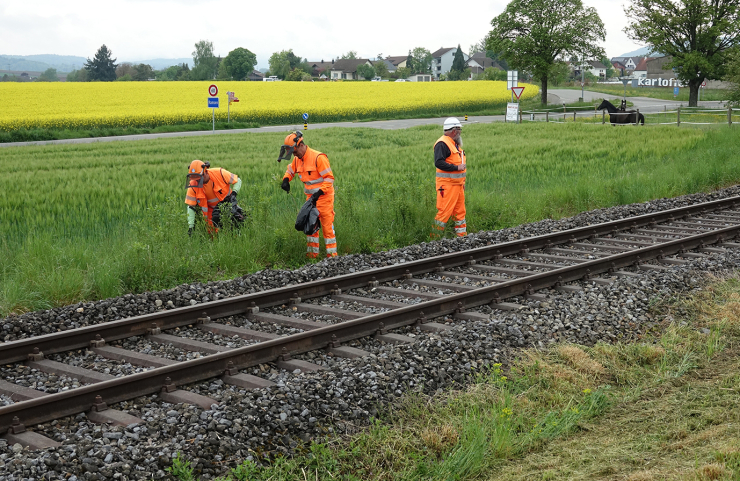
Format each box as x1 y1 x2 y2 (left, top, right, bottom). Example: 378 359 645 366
2 122 740 315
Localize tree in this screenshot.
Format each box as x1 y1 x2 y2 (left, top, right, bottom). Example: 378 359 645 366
66 68 88 82
191 40 217 81
133 64 154 81
340 51 358 59
548 61 572 86
600 56 615 79
116 63 135 79
487 0 605 104
410 47 432 74
84 44 118 81
396 66 411 79
223 47 257 80
38 68 59 82
725 48 740 105
625 0 740 107
474 66 507 81
268 50 292 79
373 59 389 78
356 63 376 80
449 44 467 80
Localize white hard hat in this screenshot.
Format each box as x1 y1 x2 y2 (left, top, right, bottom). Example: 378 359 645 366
443 117 462 131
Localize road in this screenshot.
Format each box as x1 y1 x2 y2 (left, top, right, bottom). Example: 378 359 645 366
0 90 730 149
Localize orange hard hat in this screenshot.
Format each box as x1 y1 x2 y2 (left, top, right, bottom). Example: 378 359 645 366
188 159 209 175
284 131 303 146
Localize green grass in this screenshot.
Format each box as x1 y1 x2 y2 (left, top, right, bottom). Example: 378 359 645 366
170 274 740 481
566 84 731 102
2 123 740 315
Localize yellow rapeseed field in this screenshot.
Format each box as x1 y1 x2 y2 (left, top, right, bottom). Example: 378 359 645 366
0 81 538 131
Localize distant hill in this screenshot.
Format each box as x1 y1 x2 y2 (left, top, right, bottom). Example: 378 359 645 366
619 46 654 57
0 54 192 73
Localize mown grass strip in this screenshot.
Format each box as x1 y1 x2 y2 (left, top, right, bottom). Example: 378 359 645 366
1 123 739 315
167 274 740 481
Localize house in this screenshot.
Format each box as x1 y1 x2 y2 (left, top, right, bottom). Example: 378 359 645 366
431 47 469 80
586 60 607 79
330 59 373 80
373 59 397 73
612 61 626 77
307 60 334 77
248 70 264 81
631 57 653 78
407 74 432 82
610 56 645 76
385 56 408 69
466 52 503 76
646 56 673 77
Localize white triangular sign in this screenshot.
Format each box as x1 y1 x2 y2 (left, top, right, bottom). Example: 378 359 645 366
512 87 525 100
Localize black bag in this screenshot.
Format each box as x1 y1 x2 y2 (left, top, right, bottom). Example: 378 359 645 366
295 198 320 235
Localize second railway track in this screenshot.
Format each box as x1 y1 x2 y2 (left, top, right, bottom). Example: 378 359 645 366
4 193 740 449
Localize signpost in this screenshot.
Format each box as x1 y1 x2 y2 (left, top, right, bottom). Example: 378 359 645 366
512 87 525 100
227 91 239 123
507 70 518 102
673 86 679 98
620 77 630 103
302 112 309 130
506 103 519 123
700 80 707 103
208 85 219 132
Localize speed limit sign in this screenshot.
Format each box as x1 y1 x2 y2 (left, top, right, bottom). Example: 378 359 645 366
209 84 218 97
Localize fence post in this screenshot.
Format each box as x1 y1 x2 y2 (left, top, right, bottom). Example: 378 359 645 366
602 110 605 125
636 108 640 126
573 111 576 122
730 106 733 126
546 111 549 123
677 106 681 127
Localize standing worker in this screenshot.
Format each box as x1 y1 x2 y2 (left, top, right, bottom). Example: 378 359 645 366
185 160 244 235
431 118 467 238
278 131 338 258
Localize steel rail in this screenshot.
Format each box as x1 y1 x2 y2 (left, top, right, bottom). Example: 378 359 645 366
1 222 739 433
2 195 739 365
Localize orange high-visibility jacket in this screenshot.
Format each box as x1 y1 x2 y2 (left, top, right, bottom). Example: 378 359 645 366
184 168 238 214
434 135 466 186
282 147 335 196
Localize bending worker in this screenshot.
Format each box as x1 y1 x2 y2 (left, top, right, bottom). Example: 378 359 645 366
431 117 467 238
278 131 337 258
184 160 243 235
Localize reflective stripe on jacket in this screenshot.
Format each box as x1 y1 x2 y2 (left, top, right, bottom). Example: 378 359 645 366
283 147 335 196
434 135 466 186
184 168 238 214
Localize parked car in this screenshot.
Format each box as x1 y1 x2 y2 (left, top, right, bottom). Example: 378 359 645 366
263 76 280 82
394 79 410 82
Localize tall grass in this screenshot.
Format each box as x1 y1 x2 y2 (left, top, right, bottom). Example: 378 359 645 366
1 123 739 315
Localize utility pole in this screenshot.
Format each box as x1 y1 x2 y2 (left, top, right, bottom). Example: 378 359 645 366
581 53 585 102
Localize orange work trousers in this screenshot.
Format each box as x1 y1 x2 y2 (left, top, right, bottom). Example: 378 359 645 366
431 183 466 238
306 194 338 258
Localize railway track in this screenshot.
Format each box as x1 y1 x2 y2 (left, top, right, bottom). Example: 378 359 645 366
3 195 740 449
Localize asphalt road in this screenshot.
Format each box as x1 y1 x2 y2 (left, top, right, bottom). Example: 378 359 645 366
1 90 730 149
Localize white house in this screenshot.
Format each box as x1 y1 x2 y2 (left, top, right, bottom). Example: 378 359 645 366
330 59 373 80
431 47 469 80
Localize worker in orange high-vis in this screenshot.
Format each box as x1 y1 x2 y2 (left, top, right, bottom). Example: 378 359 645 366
184 160 244 235
277 131 337 258
431 117 467 239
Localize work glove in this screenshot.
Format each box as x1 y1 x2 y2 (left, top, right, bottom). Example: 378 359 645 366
281 178 290 193
188 227 193 237
310 189 324 204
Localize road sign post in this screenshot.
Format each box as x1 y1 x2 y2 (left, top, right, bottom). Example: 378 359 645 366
621 78 630 103
507 70 518 103
673 86 679 98
302 112 309 130
208 85 219 132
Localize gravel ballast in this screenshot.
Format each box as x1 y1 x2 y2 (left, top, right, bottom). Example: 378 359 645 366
2 186 740 480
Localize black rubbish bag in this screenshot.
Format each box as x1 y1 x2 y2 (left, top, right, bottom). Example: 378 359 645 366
295 198 320 235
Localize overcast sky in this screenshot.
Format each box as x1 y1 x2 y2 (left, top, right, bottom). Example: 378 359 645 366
1 0 645 68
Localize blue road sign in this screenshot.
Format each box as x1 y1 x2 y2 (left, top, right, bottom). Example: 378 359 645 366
208 98 220 108
302 113 309 121
673 86 679 96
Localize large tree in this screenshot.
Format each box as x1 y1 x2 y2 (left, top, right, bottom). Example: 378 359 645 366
84 44 118 82
487 0 605 104
410 47 432 74
625 0 740 106
38 68 59 82
191 40 218 81
223 47 257 80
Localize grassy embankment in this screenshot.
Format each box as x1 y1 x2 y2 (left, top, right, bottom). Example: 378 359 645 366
2 123 740 315
167 274 740 481
565 83 731 103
